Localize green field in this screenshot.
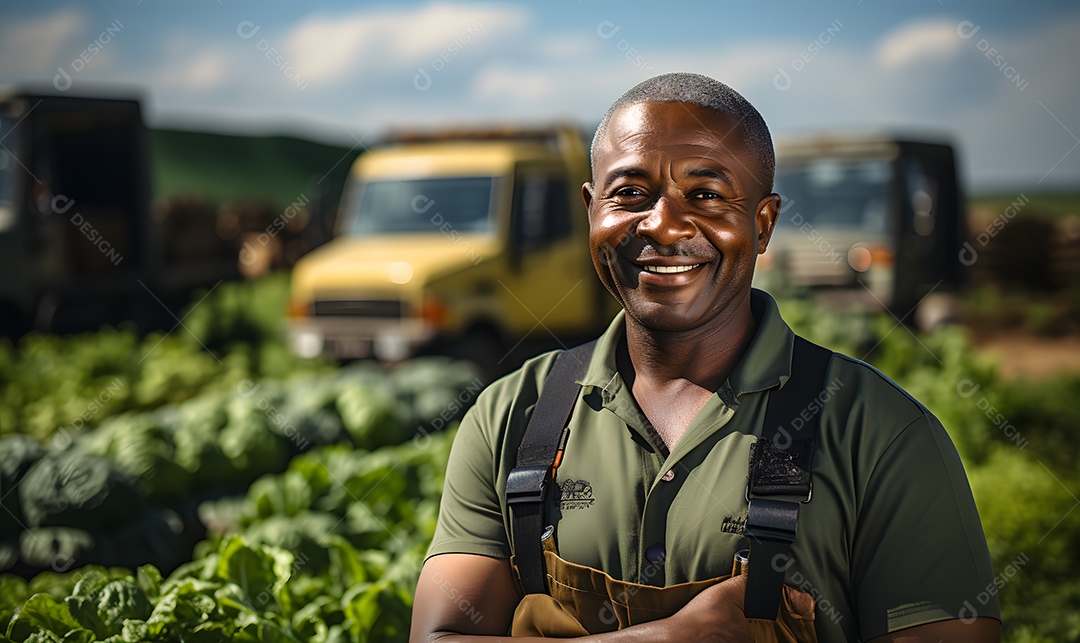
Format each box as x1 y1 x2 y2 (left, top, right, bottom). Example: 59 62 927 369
969 190 1080 220
149 129 358 208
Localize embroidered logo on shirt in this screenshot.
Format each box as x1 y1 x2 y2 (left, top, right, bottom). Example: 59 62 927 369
721 514 747 534
559 479 595 510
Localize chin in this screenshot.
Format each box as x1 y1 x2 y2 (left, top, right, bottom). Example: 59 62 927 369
623 298 716 332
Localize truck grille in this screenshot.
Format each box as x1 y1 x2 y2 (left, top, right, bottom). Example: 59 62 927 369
313 300 405 318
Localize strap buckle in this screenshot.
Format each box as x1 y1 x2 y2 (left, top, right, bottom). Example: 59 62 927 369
744 497 800 544
745 480 813 504
506 465 550 505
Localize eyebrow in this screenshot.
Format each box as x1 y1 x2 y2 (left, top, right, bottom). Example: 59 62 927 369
687 167 736 190
602 167 649 190
601 165 738 191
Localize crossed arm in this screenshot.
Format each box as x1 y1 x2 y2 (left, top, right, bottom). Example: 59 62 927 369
408 554 1000 643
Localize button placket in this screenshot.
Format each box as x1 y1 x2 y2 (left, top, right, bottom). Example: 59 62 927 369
639 459 681 585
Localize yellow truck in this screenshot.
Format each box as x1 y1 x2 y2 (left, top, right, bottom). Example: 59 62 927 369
287 126 617 373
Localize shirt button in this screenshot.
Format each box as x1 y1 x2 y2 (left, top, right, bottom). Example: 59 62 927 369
661 469 675 482
645 544 666 565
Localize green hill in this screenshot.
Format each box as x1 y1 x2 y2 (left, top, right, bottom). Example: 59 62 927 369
149 128 359 207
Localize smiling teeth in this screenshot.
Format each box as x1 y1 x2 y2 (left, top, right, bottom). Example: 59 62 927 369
642 264 700 273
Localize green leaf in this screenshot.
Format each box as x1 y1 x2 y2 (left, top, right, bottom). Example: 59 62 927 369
60 629 94 643
120 619 149 643
341 582 381 640
0 575 30 633
135 566 162 601
145 578 219 636
217 537 275 605
215 537 294 613
7 593 82 640
64 595 109 638
326 536 367 592
95 580 151 634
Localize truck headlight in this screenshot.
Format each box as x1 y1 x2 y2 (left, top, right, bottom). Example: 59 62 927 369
293 330 323 359
374 330 410 362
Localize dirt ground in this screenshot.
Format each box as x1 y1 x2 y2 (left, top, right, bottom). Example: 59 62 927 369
973 333 1080 379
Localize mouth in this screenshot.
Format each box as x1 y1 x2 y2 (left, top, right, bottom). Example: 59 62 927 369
641 263 702 274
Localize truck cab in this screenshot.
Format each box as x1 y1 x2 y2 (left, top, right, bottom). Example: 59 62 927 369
287 126 615 370
756 134 965 329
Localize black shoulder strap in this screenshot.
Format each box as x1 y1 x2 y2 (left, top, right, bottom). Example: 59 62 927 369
744 336 833 619
507 341 596 595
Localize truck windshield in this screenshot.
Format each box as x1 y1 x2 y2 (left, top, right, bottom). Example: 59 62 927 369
774 158 891 233
344 176 495 235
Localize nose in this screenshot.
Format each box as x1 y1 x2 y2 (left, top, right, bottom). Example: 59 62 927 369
634 196 696 246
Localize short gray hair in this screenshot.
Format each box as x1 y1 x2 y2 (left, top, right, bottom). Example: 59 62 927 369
590 72 775 192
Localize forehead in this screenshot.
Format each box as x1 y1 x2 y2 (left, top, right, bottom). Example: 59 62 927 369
597 101 751 166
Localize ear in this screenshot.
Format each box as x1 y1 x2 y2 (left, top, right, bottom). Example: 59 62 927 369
755 193 781 254
582 182 594 211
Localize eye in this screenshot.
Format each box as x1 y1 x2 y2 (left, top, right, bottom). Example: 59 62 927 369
614 186 645 198
694 190 721 200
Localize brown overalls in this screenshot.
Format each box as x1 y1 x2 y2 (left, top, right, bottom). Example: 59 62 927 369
509 537 818 640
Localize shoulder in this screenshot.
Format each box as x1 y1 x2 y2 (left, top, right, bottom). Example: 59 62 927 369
821 347 931 426
814 345 944 466
458 349 563 454
471 350 562 419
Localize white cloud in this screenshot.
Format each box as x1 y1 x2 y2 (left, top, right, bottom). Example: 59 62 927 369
158 51 230 91
0 8 85 75
471 65 558 103
284 2 530 85
876 18 965 68
532 33 601 60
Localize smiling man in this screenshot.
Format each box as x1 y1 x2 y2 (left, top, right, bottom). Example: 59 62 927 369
411 73 1000 642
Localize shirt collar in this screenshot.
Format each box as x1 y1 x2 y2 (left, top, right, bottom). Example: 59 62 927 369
578 288 796 397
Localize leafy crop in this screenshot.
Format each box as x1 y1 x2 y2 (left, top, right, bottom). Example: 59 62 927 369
1 432 455 642
0 275 331 444
1 340 479 579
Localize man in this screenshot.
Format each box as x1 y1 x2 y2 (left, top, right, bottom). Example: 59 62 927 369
411 73 1000 642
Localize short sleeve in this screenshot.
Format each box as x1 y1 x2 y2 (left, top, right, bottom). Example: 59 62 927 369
852 413 1000 637
424 391 511 562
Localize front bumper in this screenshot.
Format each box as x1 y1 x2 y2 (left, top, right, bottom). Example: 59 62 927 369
288 316 435 361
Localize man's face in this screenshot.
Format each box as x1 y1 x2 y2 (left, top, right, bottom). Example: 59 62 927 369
584 101 780 333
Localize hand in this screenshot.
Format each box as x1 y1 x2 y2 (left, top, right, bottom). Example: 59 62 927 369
667 575 755 643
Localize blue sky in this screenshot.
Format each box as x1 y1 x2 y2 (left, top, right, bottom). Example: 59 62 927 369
1 0 1077 191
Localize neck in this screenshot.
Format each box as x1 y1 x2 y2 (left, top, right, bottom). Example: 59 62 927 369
621 291 757 392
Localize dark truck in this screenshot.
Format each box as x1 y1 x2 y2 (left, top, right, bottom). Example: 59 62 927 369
0 91 240 336
755 133 965 330
0 90 347 338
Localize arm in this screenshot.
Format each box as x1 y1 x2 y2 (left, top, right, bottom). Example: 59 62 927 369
849 412 1001 639
866 617 1000 642
409 554 756 643
409 554 518 641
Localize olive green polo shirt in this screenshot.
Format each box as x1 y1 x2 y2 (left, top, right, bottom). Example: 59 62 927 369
426 289 999 641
